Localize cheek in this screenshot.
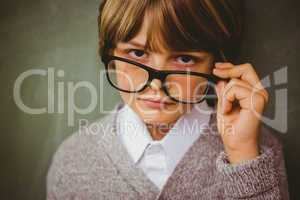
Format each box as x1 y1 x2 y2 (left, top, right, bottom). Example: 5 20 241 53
115 65 148 91
115 65 131 88
119 92 135 105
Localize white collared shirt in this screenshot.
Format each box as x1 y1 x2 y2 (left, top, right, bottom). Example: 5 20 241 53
117 101 212 190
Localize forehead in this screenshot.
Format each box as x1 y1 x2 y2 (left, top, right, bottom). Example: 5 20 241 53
117 15 209 56
128 17 149 47
124 15 170 54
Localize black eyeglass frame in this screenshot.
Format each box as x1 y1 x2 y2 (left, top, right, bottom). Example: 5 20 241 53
103 55 227 104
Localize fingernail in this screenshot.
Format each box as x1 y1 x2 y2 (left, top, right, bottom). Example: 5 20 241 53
213 68 219 73
215 62 223 67
215 86 219 97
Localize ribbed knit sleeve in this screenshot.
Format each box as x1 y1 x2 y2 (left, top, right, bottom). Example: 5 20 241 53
216 144 289 199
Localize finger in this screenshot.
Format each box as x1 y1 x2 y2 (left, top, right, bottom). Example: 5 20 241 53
215 80 233 134
215 81 223 99
216 81 239 115
226 78 268 102
224 84 266 114
221 79 250 113
213 63 269 102
215 62 234 69
217 78 251 114
226 78 253 91
213 63 259 86
215 81 227 114
224 84 251 112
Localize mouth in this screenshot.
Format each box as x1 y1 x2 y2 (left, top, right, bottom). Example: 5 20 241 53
138 97 175 109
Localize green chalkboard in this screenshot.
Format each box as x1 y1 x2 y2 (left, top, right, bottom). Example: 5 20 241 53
0 0 299 199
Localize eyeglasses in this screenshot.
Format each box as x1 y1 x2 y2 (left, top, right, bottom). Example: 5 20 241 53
103 55 225 104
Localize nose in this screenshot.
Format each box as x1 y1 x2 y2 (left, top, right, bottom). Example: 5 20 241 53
151 53 168 70
149 79 162 90
147 54 167 91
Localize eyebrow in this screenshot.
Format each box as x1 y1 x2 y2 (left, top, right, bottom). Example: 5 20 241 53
123 40 209 57
127 40 145 48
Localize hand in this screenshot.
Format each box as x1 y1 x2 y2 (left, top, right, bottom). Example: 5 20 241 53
213 62 269 164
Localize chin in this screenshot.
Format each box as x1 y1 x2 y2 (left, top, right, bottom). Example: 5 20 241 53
134 101 183 125
141 112 180 125
122 96 191 125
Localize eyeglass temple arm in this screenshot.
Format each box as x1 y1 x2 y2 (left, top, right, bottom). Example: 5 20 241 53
210 49 230 83
219 49 228 62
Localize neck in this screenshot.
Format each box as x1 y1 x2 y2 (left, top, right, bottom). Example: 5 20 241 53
146 122 175 141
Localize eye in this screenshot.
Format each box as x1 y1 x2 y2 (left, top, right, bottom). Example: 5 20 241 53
127 49 147 59
176 55 197 65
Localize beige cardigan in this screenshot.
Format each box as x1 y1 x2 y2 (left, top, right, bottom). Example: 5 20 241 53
47 102 289 199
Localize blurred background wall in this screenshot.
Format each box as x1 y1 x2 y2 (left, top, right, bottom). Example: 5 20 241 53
0 0 299 199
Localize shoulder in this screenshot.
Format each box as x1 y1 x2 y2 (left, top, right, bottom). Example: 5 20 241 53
61 112 116 152
50 111 117 169
46 110 118 191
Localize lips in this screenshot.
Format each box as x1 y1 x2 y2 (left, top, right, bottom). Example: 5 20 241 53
138 97 174 109
139 97 174 104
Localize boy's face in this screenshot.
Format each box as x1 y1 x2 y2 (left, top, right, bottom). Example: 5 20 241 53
113 16 214 127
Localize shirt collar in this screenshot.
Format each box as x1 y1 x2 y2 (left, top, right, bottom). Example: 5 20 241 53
117 104 152 163
117 101 214 165
161 101 213 170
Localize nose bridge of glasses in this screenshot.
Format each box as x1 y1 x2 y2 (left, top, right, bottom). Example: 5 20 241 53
147 71 166 90
149 78 163 90
148 68 167 82
145 66 172 92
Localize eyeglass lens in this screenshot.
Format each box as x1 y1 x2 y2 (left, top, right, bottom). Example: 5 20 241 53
106 59 210 103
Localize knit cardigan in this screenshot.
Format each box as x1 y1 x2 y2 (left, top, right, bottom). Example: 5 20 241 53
47 102 289 199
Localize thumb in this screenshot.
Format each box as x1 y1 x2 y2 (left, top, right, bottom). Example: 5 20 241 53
215 81 227 114
215 81 226 135
215 81 226 100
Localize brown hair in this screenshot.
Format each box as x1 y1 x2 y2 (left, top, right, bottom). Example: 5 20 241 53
97 0 244 63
